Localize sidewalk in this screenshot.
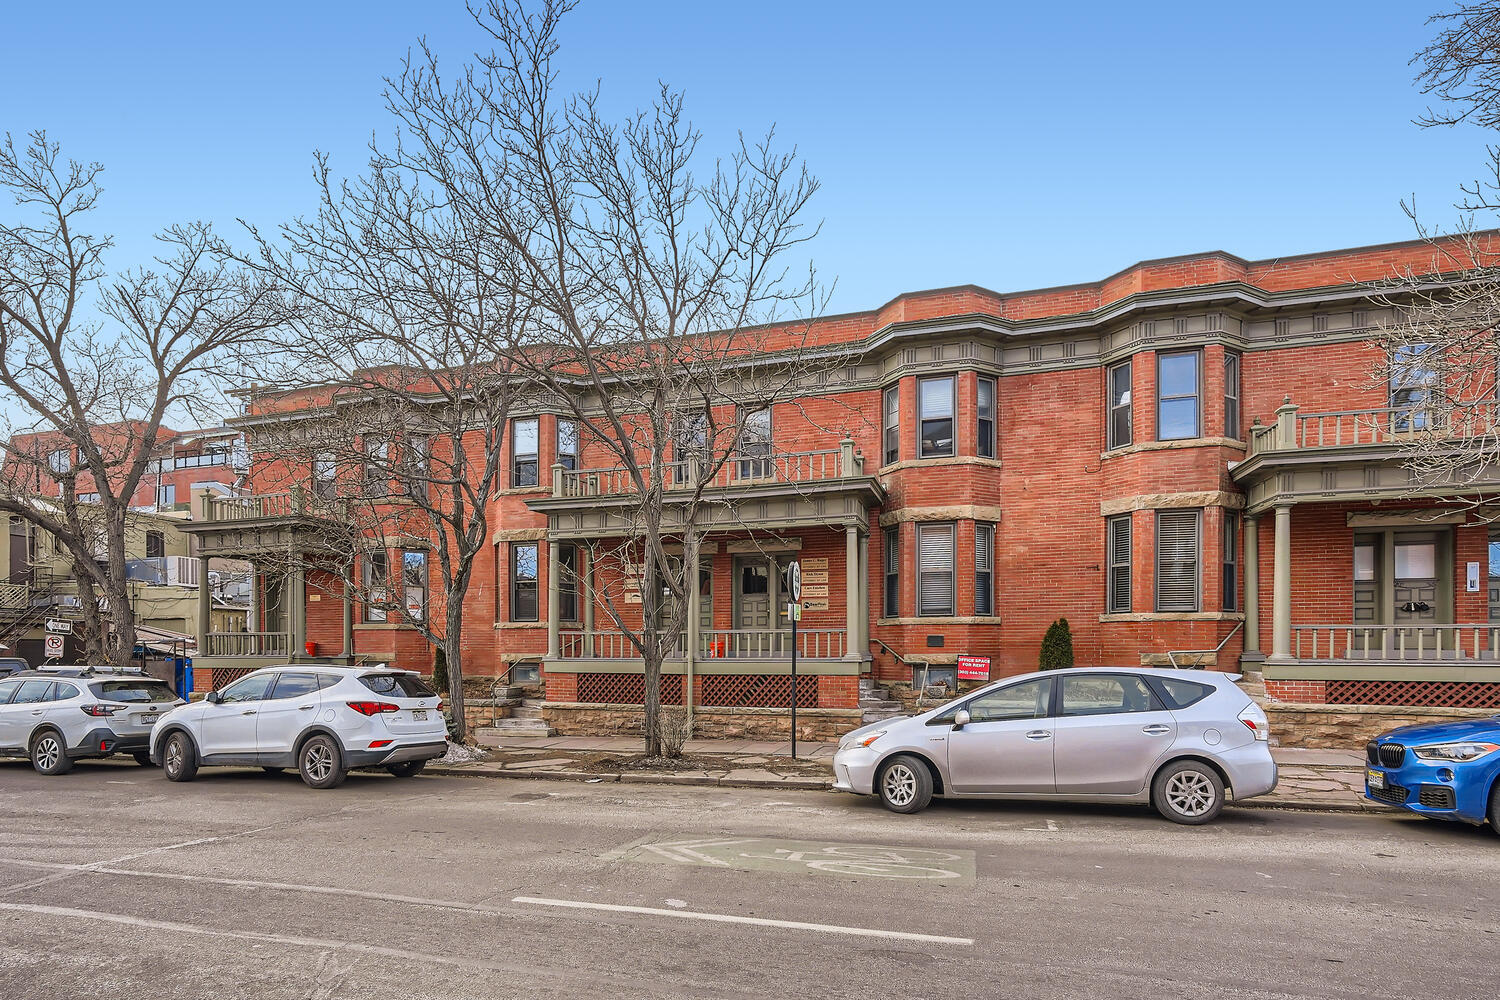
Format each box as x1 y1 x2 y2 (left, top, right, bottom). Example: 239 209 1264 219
429 736 1381 813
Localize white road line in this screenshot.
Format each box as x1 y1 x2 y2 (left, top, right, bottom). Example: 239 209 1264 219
0 827 277 897
0 902 527 974
511 896 975 946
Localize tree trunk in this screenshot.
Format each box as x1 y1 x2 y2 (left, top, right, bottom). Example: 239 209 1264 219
445 608 467 745
641 546 662 758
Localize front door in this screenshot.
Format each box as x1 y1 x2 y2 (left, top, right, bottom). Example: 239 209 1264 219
733 556 772 656
199 672 275 756
1051 673 1176 795
1393 531 1443 651
944 677 1056 794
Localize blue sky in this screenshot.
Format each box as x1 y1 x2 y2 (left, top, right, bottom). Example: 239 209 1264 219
1 0 1490 314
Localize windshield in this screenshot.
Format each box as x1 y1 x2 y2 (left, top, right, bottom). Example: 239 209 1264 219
359 673 437 698
91 680 179 704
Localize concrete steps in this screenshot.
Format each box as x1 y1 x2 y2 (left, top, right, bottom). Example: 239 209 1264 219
859 682 906 724
474 698 554 741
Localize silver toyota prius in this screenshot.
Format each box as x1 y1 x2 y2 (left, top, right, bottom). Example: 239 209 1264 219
832 667 1277 824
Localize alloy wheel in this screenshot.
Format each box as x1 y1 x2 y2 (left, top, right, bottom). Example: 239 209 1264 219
304 742 334 783
35 735 60 771
882 764 918 808
1165 770 1217 817
165 739 182 776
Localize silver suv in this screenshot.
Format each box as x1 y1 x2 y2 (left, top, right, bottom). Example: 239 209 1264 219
0 668 181 774
833 667 1277 824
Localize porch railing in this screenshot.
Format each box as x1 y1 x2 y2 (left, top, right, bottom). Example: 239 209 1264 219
1292 624 1500 662
203 631 291 657
1248 400 1500 457
555 627 848 659
204 489 342 522
0 583 28 612
554 441 865 499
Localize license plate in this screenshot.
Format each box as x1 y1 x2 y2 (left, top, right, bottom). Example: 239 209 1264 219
1367 769 1386 790
136 714 160 726
411 710 428 721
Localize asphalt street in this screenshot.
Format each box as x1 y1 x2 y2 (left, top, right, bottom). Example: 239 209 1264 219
0 759 1495 1000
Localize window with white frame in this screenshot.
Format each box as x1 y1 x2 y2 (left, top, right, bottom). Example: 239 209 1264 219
557 419 578 471
918 376 955 458
1107 361 1132 449
1107 515 1132 614
511 542 539 621
977 378 996 459
975 523 994 615
1391 343 1438 431
313 452 337 500
402 549 427 621
917 522 956 616
403 437 429 500
511 418 539 487
1224 351 1242 439
883 385 900 465
1221 512 1238 611
1155 509 1201 612
156 484 176 508
363 440 389 497
883 525 900 617
737 407 773 479
364 549 390 622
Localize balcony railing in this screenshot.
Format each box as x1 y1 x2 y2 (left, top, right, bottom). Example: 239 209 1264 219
204 489 341 522
0 583 28 612
203 631 291 658
553 441 865 499
1292 624 1500 661
125 556 200 588
1248 400 1500 457
556 627 846 659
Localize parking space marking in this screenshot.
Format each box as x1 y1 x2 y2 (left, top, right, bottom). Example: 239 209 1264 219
511 896 974 945
613 835 975 883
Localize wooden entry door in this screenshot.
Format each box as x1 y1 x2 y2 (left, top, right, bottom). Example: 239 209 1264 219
1393 530 1445 651
731 554 792 656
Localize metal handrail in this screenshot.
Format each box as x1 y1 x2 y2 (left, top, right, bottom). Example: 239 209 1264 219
1165 621 1243 670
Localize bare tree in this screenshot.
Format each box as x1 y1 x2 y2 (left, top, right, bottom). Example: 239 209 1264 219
230 132 533 743
365 0 858 755
0 132 282 666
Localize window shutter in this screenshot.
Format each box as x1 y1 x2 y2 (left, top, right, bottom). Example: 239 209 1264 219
1155 510 1200 612
1107 516 1132 613
918 524 955 615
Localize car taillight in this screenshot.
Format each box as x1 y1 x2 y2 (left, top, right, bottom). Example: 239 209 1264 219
369 740 393 749
346 701 400 716
79 704 120 717
1238 705 1269 741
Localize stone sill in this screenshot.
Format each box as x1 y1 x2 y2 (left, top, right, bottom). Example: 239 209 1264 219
1100 436 1246 460
876 616 1003 626
1098 612 1244 623
878 456 1003 475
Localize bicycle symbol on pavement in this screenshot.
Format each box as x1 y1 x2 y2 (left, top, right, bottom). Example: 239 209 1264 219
618 836 975 883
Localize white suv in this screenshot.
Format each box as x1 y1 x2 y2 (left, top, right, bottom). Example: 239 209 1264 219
0 669 180 774
149 665 448 789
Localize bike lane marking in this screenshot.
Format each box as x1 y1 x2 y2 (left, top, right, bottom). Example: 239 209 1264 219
611 836 975 884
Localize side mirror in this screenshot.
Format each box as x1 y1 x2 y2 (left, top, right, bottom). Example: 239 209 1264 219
205 690 223 705
952 708 971 730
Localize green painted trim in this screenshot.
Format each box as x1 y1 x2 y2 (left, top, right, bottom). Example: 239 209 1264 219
1265 660 1500 683
542 657 860 676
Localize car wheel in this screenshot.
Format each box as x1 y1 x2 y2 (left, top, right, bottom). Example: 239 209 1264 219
386 760 426 778
1488 782 1500 835
162 732 198 782
877 754 933 814
299 735 346 790
1152 760 1225 825
30 730 72 776
132 751 153 767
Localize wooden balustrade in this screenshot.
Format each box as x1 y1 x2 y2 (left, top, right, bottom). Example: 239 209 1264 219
554 441 864 499
1292 624 1500 661
203 631 291 657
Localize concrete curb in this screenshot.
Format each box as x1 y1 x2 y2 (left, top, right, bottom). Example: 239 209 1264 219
426 764 1376 806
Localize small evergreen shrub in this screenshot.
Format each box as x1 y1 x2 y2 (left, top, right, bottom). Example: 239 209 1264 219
1039 618 1075 670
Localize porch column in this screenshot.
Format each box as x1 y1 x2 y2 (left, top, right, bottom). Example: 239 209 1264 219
546 538 561 659
844 525 860 661
1271 504 1292 660
291 564 307 654
1242 515 1261 657
583 548 595 637
249 571 261 631
196 555 211 655
685 542 700 725
341 574 355 658
857 532 869 661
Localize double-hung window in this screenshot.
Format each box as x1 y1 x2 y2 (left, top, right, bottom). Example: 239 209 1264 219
404 436 429 501
883 385 900 465
156 484 176 508
145 531 165 560
916 522 956 616
974 523 994 615
1391 343 1438 431
402 549 428 621
558 544 578 622
1157 351 1201 440
1106 515 1132 613
1224 352 1242 439
313 452 337 500
918 376 955 458
511 417 539 487
976 378 996 459
737 408 773 479
364 549 390 622
363 440 389 498
674 411 708 484
1155 509 1201 613
511 543 539 621
556 419 578 471
1107 361 1132 449
883 526 900 617
1222 512 1238 611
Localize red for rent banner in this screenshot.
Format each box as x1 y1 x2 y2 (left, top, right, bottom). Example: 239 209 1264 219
956 655 990 681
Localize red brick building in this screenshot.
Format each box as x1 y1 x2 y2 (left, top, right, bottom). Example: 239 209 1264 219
183 234 1500 732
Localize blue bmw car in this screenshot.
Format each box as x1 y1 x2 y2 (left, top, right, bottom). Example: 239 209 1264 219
1364 717 1500 830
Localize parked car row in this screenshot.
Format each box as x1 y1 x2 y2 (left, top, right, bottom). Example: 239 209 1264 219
0 664 449 789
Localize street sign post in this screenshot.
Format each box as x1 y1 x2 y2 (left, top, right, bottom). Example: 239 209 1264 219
788 560 801 759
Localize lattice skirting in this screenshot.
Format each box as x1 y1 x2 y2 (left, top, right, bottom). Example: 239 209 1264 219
575 673 686 706
1325 679 1500 709
701 674 817 709
206 666 261 691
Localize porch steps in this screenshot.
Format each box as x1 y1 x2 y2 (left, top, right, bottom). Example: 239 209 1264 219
475 699 554 741
860 683 906 724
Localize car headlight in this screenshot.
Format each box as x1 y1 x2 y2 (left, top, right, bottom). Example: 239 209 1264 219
841 729 886 751
1412 742 1500 763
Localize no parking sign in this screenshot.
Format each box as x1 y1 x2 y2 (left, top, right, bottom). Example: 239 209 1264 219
44 633 64 658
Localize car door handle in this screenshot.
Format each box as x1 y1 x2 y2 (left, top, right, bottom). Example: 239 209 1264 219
1025 730 1051 741
1142 724 1171 735
298 705 314 711
241 710 257 716
30 709 42 715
